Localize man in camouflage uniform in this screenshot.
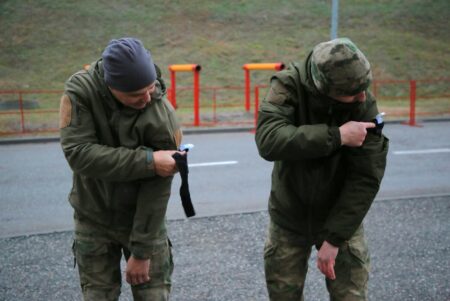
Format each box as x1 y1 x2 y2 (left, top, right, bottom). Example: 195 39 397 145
59 37 183 301
255 38 389 300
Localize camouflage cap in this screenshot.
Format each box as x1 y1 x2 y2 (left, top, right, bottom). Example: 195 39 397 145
310 38 372 97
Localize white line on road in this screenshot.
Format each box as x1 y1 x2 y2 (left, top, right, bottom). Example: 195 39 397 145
393 148 450 155
189 161 238 167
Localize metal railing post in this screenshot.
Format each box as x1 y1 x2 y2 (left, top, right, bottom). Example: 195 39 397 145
170 70 177 108
254 86 260 128
193 70 200 126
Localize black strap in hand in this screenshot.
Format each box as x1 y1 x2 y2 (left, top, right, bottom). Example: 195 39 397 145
172 152 195 217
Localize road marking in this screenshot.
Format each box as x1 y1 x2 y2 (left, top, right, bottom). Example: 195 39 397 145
189 161 238 167
393 148 450 155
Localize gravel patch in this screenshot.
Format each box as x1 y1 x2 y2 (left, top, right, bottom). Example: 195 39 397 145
1 196 449 301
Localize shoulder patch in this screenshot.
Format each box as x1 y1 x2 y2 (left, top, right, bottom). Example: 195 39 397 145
266 79 290 105
59 94 72 128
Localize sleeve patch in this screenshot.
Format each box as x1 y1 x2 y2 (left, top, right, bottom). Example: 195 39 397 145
59 94 72 128
266 80 289 105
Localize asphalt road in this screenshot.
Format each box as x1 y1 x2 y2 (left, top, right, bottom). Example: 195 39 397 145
0 121 450 238
0 121 449 300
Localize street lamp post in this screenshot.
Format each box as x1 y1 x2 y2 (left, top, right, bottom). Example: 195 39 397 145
331 0 339 39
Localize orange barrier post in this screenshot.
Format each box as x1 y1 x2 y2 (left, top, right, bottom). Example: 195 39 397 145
169 64 202 126
401 80 422 127
243 63 285 112
254 85 260 128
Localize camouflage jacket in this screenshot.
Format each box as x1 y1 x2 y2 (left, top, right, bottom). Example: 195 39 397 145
59 59 182 258
255 53 388 247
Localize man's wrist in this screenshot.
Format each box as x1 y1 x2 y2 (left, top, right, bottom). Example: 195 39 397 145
131 252 149 260
338 126 346 146
324 240 338 248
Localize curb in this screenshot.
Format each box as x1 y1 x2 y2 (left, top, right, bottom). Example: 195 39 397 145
1 118 449 145
0 136 60 145
0 126 256 145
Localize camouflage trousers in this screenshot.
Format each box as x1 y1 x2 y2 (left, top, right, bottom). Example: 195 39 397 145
72 214 174 301
264 220 370 301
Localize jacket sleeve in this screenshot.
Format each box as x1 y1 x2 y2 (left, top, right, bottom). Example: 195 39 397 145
128 175 172 259
322 100 389 247
127 86 179 258
59 91 156 182
255 79 341 161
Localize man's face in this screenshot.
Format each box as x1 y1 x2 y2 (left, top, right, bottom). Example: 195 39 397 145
110 82 156 110
332 91 366 104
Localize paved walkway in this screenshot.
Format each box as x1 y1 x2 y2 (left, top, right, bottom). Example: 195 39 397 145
1 195 449 301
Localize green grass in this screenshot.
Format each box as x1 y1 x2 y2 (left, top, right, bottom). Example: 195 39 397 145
0 0 449 134
1 0 448 89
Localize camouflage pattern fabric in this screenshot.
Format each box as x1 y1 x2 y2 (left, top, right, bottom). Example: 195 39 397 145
73 215 173 301
264 220 370 301
310 38 372 97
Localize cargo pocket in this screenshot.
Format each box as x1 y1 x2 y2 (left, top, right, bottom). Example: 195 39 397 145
167 239 174 284
151 244 171 280
347 238 370 288
263 238 280 283
264 239 278 259
73 240 109 274
71 240 77 268
139 240 173 288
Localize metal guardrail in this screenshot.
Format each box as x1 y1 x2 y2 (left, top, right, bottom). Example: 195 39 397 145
0 78 449 136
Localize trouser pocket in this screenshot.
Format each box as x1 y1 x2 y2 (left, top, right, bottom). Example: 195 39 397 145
147 239 173 286
347 235 370 288
131 239 173 301
73 238 123 296
264 220 311 301
73 240 110 274
328 226 370 300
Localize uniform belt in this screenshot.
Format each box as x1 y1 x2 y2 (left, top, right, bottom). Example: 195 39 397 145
172 152 196 217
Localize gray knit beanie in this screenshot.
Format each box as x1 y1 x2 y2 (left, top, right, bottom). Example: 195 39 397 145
102 37 157 92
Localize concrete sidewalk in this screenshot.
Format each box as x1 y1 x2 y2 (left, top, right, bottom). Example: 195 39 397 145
1 195 449 301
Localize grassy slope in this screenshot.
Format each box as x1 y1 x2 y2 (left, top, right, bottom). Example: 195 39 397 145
0 0 449 91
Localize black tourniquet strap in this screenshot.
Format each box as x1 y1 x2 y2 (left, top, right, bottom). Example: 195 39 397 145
172 152 195 217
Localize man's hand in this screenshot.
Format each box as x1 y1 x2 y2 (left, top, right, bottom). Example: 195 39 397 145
126 256 150 285
339 121 375 147
317 241 339 280
153 150 184 177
